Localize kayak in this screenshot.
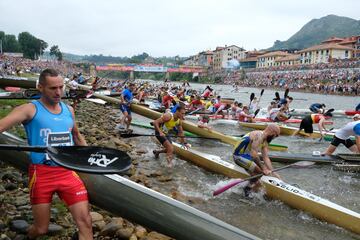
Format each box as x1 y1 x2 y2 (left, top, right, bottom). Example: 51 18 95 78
0 132 259 240
186 115 333 125
239 122 322 138
169 142 360 234
266 152 360 164
289 108 359 117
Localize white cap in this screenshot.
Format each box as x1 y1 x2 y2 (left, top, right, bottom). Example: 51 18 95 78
353 114 360 119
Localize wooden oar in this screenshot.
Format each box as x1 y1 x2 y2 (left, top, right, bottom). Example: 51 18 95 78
0 145 132 174
213 161 315 196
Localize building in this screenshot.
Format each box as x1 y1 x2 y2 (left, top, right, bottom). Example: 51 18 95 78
299 43 353 64
321 36 360 59
256 51 291 68
198 51 214 67
183 54 200 66
275 54 301 66
239 50 266 69
212 45 246 71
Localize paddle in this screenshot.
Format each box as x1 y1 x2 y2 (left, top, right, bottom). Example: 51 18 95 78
275 92 280 101
249 92 255 106
284 88 289 98
187 107 203 115
212 161 314 196
0 145 132 174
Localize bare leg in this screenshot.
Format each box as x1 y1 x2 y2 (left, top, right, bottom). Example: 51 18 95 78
163 141 174 167
27 203 51 238
322 145 337 155
68 201 93 240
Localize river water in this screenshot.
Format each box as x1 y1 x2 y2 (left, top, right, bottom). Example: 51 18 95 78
124 82 359 240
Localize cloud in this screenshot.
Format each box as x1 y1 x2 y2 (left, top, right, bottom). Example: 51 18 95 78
0 0 359 57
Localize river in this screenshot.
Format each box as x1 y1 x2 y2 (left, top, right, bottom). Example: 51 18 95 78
123 82 360 240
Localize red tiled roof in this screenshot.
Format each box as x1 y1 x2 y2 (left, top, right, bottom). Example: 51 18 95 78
322 37 345 43
257 51 290 58
275 54 301 62
299 43 353 53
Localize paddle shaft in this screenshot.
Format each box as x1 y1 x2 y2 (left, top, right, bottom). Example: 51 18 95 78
213 162 304 196
0 144 46 153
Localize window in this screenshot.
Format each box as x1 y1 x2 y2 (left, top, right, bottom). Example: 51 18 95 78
345 51 348 58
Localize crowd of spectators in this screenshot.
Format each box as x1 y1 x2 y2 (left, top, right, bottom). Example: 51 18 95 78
0 55 82 78
223 59 360 95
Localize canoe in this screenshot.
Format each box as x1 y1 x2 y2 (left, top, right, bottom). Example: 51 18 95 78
0 77 37 89
266 152 357 164
239 122 322 138
289 108 359 117
0 132 259 240
332 163 360 172
186 115 333 125
169 142 360 234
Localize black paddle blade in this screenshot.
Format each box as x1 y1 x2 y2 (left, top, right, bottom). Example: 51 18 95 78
250 93 255 101
284 88 289 98
275 92 280 100
47 146 132 174
254 109 260 117
260 89 264 96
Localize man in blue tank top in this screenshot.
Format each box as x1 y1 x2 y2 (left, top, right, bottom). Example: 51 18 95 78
0 69 92 239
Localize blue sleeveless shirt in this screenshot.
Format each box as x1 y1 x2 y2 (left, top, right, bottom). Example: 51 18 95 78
24 100 74 165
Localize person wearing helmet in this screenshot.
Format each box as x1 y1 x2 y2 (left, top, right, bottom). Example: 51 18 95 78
322 114 360 155
233 124 281 197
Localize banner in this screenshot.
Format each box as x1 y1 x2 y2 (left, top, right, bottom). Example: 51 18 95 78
134 65 167 72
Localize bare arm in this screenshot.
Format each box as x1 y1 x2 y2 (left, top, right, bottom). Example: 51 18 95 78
249 132 264 169
0 103 35 133
177 121 186 144
69 106 87 146
153 113 171 136
356 136 360 153
318 118 326 134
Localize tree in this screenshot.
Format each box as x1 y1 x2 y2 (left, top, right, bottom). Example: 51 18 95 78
18 32 47 59
50 45 63 61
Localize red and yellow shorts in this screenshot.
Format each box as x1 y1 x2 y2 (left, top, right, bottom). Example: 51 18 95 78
28 164 88 206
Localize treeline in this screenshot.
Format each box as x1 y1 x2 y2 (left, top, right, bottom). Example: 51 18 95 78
0 31 47 59
0 30 63 61
83 52 186 65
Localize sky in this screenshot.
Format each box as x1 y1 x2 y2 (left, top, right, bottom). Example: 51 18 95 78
0 0 359 57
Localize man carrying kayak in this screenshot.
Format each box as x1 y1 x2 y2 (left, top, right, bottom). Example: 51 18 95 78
233 124 281 196
322 114 360 155
119 83 136 131
152 105 190 167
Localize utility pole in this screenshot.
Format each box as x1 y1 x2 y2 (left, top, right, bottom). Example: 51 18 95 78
0 39 3 54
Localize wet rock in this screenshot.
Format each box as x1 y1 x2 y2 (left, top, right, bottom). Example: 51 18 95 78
4 183 17 191
0 185 5 194
156 175 173 182
10 220 29 234
135 148 148 154
116 226 134 239
47 223 64 236
142 231 174 240
92 220 106 231
99 217 124 236
0 220 6 231
130 234 138 240
135 225 147 238
0 233 11 240
90 211 104 222
13 196 28 207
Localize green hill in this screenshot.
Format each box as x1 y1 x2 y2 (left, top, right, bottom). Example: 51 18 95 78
269 14 360 51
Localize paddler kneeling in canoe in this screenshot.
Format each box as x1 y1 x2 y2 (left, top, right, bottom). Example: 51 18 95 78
233 124 281 197
152 105 190 167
